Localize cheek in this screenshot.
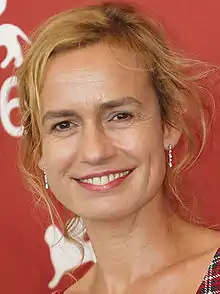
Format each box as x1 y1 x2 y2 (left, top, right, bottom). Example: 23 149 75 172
110 122 165 160
43 136 78 172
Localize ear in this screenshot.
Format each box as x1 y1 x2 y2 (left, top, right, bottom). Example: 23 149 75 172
163 124 181 150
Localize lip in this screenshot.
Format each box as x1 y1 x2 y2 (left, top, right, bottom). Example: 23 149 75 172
74 169 134 192
75 168 134 181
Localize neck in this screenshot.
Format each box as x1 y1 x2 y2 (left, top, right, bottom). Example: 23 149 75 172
82 193 189 293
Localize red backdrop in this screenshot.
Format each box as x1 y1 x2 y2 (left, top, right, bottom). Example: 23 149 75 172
0 0 220 293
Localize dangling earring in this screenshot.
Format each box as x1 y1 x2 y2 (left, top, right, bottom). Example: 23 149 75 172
168 144 173 168
43 170 49 190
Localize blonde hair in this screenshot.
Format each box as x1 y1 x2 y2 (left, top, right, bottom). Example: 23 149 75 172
17 1 216 244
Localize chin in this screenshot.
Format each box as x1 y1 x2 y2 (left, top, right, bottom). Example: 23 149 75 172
71 198 147 222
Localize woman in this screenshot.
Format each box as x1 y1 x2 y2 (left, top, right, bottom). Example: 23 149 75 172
17 2 220 293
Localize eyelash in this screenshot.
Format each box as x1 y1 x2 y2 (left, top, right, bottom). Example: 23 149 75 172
109 112 134 122
51 121 77 132
50 112 134 133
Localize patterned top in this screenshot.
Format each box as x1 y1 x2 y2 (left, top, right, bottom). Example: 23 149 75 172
54 248 220 294
197 248 220 293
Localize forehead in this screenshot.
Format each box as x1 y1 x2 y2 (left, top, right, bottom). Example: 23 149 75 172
43 43 148 87
40 44 155 115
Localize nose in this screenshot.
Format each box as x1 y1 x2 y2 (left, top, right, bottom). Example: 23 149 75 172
77 124 116 166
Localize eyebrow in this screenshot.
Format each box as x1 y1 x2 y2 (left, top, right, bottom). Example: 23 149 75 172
42 109 80 125
42 96 141 125
100 96 142 110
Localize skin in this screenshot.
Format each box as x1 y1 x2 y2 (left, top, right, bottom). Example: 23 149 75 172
38 43 220 294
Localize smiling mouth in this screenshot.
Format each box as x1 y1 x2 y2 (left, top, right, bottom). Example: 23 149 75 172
74 169 134 191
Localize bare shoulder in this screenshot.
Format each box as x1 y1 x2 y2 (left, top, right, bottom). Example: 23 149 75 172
182 220 220 252
64 291 86 294
195 226 220 249
64 264 96 294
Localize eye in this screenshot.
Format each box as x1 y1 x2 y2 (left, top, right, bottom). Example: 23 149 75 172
111 112 133 121
51 121 77 132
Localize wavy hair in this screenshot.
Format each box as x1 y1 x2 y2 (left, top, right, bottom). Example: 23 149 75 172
17 1 216 247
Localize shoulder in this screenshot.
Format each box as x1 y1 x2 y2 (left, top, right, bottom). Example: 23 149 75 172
63 264 96 294
196 247 220 293
64 291 86 294
54 287 87 294
64 287 90 294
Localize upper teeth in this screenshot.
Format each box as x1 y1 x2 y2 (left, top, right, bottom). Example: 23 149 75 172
80 171 130 185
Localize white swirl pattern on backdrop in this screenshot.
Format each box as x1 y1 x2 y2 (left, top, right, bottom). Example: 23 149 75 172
0 0 95 289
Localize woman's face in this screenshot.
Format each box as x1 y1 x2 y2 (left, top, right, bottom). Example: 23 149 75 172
38 43 179 220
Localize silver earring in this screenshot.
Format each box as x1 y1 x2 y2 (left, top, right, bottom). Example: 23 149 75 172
168 144 173 168
43 170 49 190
